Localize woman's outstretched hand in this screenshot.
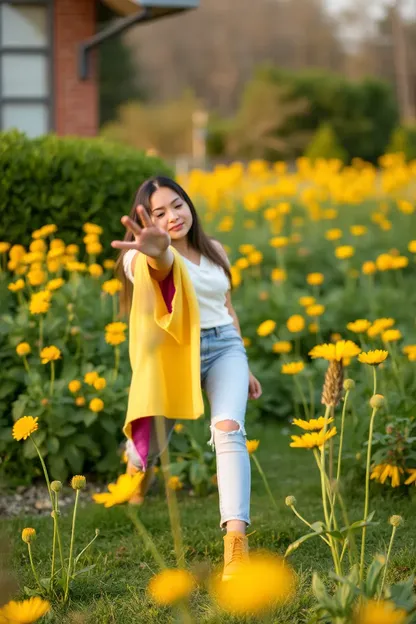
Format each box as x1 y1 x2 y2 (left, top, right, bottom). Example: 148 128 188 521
111 205 171 259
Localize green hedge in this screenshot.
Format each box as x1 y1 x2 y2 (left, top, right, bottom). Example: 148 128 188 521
0 131 172 248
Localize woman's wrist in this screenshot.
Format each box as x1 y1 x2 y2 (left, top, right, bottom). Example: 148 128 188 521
147 248 173 273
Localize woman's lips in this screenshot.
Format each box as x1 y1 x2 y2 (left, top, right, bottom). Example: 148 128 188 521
170 223 184 231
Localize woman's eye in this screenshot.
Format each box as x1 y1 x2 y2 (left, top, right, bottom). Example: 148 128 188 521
174 203 183 209
155 213 164 218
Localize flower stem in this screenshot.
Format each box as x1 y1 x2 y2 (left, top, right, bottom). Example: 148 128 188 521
335 390 350 486
49 361 55 397
39 316 44 354
379 525 397 599
252 454 278 511
360 406 379 580
64 490 80 602
127 507 166 569
290 504 331 546
373 367 377 395
51 510 57 592
22 356 30 374
31 437 52 502
28 543 43 592
113 345 120 381
53 491 65 579
313 447 341 575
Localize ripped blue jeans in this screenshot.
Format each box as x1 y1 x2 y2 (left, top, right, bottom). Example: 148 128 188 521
126 323 251 528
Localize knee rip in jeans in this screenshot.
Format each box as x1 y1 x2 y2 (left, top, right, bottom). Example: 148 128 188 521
208 416 246 450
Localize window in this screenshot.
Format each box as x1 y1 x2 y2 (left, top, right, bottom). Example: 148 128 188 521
0 1 52 137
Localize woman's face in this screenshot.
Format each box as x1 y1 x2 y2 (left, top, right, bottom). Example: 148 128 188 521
148 186 193 240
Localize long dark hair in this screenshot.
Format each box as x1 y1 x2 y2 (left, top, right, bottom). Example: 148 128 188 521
115 176 232 316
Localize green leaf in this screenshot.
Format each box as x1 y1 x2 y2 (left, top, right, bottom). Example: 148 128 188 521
285 528 323 557
190 462 208 486
66 445 84 473
72 564 96 578
49 455 66 480
312 572 334 612
83 412 98 427
59 425 77 437
365 556 385 597
47 436 60 454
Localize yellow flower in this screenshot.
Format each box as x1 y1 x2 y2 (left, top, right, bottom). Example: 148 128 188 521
382 329 402 343
358 350 389 365
309 340 361 362
281 361 305 375
211 553 295 615
87 242 103 256
299 296 315 307
21 528 36 544
103 259 116 270
246 439 260 454
168 476 183 491
306 272 324 286
243 337 251 347
71 475 86 490
309 322 319 334
239 244 255 255
408 240 416 254
83 222 103 235
27 269 47 287
75 397 86 407
367 318 395 337
325 228 342 241
66 261 87 273
257 320 276 337
236 257 249 270
306 304 325 317
148 569 196 605
362 261 377 275
356 600 407 624
0 241 11 253
8 279 25 292
102 279 123 295
404 469 416 485
272 341 292 354
16 342 31 356
370 464 404 488
93 473 145 507
248 250 263 265
230 266 242 287
350 225 367 236
40 345 61 365
89 398 104 413
93 377 107 391
84 371 99 385
271 267 287 282
0 597 51 622
347 319 371 333
105 332 126 346
292 417 334 431
12 416 39 441
84 233 99 245
403 345 416 355
269 236 289 248
286 315 305 333
174 423 184 433
335 245 355 259
290 427 337 449
29 290 51 315
66 244 79 255
105 322 127 333
68 380 81 393
397 200 414 215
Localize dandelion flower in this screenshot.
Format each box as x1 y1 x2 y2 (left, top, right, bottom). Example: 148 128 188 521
299 296 315 307
306 272 324 286
382 329 402 343
93 377 106 390
347 319 371 334
168 476 183 491
356 600 407 624
257 320 276 337
367 318 395 337
40 345 61 364
292 417 334 431
362 261 377 275
211 553 295 615
335 245 355 259
16 342 31 356
68 380 81 393
148 569 196 605
309 340 361 362
306 304 325 317
290 427 337 449
281 361 305 375
84 371 99 385
325 228 342 241
271 267 287 282
75 397 86 406
246 439 260 454
12 416 39 441
272 341 292 354
0 597 51 622
105 332 126 346
102 278 123 295
8 279 25 292
93 473 145 507
358 350 388 365
286 315 305 333
89 398 104 413
21 528 36 544
269 236 289 248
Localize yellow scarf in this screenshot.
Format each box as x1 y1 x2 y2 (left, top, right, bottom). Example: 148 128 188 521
123 247 204 441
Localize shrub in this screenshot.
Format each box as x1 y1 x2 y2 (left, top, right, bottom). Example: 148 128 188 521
304 123 348 162
0 130 172 250
386 125 416 161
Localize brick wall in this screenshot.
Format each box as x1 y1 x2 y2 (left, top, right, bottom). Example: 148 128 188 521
54 0 98 136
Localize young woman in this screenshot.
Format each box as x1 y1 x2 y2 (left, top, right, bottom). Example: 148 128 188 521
112 176 262 581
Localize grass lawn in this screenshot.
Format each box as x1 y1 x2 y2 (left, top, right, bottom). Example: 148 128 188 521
3 417 416 623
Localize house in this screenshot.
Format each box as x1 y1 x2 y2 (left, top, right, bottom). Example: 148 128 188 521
0 0 198 138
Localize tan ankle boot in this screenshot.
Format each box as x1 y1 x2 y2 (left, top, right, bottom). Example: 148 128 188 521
222 531 249 581
126 461 156 505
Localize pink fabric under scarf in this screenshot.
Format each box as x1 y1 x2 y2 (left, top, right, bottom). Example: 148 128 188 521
130 268 176 468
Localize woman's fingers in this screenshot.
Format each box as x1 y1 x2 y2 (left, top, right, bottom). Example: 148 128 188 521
136 205 153 228
110 240 139 250
121 215 142 236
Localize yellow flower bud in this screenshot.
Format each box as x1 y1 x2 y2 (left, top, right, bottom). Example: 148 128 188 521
285 496 297 507
21 528 36 543
71 475 86 490
370 394 385 409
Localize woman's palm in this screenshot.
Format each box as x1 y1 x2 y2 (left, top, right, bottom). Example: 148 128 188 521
111 205 170 258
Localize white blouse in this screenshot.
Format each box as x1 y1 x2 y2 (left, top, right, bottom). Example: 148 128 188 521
123 249 234 329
